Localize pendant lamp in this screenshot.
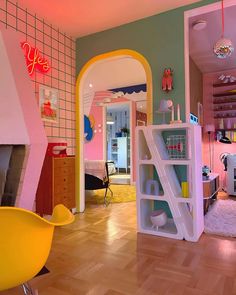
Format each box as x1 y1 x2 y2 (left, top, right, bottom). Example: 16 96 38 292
213 0 234 59
219 135 232 144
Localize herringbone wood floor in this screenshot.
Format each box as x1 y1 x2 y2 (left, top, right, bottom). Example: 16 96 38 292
2 201 236 295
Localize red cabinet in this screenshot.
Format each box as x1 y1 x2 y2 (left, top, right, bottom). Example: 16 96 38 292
36 156 75 215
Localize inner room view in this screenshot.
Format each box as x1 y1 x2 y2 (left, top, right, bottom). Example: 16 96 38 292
188 1 236 236
83 55 147 206
1 0 236 295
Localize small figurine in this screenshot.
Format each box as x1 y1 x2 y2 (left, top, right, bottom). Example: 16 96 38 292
218 74 236 83
162 68 173 92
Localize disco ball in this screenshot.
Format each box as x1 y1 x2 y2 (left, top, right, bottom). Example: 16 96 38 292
213 38 234 59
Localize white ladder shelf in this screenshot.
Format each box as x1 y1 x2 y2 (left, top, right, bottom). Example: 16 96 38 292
136 123 204 242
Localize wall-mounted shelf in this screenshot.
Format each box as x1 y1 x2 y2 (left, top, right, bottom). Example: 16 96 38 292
216 128 236 132
213 81 236 88
136 123 204 242
214 106 236 112
214 114 236 119
213 98 236 104
213 92 236 97
212 79 236 134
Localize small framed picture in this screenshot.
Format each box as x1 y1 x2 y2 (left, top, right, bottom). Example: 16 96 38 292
39 85 58 123
137 120 146 126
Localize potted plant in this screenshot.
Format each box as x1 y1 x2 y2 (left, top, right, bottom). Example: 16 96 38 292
120 127 129 137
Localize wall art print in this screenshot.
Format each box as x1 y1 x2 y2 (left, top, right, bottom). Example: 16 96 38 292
39 85 58 123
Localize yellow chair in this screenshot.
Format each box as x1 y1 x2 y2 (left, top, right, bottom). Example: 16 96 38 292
0 204 75 294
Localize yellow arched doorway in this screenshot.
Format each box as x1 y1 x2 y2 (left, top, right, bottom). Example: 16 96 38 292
75 49 153 212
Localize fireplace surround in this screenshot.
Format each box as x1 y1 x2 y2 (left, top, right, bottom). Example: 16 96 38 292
0 145 26 206
0 26 47 210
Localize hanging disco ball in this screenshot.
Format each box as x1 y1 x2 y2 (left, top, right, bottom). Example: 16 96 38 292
213 38 234 59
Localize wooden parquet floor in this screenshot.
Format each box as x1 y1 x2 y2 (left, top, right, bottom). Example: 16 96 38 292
2 201 236 295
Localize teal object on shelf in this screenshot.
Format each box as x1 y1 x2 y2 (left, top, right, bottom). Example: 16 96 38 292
154 200 173 218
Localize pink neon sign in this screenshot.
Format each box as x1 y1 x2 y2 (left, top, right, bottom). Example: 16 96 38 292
21 41 50 76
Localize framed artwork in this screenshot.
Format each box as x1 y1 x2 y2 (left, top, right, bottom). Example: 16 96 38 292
197 102 203 126
39 85 58 123
137 120 146 126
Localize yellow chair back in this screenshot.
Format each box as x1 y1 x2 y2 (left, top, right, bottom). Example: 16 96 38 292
0 204 74 291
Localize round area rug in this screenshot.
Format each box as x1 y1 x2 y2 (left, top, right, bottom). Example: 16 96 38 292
85 184 136 205
204 199 236 237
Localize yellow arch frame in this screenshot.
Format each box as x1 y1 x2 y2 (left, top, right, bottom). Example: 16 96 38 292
75 49 153 212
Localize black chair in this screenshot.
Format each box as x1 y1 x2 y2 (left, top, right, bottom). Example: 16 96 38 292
85 161 113 206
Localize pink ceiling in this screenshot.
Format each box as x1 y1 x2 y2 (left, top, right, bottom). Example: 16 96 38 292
189 4 236 73
17 0 201 37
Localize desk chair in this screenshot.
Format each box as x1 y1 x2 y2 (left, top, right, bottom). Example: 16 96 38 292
85 161 113 206
0 204 75 294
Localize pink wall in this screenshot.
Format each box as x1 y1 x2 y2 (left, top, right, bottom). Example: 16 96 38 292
203 70 236 187
84 105 104 160
0 1 76 155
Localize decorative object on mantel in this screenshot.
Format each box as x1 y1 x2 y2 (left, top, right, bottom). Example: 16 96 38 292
213 0 234 59
162 68 173 92
150 210 167 230
218 74 236 83
190 113 199 125
156 99 173 124
170 103 182 124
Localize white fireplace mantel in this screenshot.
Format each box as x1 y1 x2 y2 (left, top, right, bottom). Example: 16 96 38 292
0 26 47 210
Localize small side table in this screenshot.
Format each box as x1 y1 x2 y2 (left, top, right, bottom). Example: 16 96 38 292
203 173 220 214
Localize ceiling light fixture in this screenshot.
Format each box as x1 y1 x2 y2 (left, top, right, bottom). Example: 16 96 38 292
192 20 207 31
213 0 234 59
106 115 114 125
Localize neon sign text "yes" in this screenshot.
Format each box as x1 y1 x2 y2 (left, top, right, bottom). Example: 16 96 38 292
21 41 50 76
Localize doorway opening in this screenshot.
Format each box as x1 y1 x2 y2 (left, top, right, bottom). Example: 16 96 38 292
185 0 236 219
76 49 153 212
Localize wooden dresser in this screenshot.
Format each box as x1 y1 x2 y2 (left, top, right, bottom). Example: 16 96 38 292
36 155 75 215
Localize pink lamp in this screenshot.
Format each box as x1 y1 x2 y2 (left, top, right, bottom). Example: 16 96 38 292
204 124 215 133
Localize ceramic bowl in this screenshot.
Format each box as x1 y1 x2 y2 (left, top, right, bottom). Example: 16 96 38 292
52 146 67 154
150 210 167 229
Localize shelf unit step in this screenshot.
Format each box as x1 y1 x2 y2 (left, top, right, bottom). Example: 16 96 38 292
213 98 236 104
213 92 236 97
214 114 236 119
213 81 236 87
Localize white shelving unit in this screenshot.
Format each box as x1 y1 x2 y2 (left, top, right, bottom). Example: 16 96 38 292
110 137 130 173
136 123 204 242
226 154 236 196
